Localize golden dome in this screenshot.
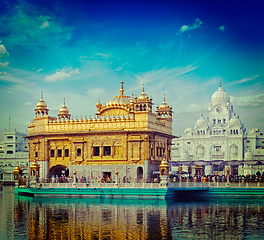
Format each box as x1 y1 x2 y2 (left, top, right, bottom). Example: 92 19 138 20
15 164 20 171
60 98 69 114
106 81 131 106
159 95 169 110
138 84 148 101
31 160 39 167
96 98 102 109
36 91 47 109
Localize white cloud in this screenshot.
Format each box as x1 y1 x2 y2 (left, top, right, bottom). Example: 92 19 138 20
40 21 49 28
37 68 43 72
0 61 9 67
24 102 33 106
178 19 203 34
219 25 225 31
94 53 112 59
228 75 259 85
231 94 264 108
0 3 72 49
0 71 8 75
44 68 79 82
0 44 9 57
134 64 198 91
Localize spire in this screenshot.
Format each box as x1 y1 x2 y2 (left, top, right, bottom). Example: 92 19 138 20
120 81 124 95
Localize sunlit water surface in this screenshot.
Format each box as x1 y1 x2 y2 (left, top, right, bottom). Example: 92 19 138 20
1 186 264 239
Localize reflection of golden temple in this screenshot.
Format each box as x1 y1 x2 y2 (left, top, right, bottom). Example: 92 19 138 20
26 82 175 181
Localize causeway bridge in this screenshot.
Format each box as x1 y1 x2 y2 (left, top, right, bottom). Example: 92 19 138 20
15 181 264 199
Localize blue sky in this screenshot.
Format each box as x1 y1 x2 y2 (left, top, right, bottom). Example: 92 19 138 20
0 0 264 139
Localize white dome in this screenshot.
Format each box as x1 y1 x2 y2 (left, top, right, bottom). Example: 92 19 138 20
195 116 208 127
244 149 254 160
229 115 240 126
211 86 230 105
184 127 193 133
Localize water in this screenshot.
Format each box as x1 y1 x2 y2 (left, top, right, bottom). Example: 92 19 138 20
1 186 264 239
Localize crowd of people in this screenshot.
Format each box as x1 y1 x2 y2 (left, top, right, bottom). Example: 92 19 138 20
171 174 264 183
41 172 264 184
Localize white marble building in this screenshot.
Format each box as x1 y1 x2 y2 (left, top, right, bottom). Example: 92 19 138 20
172 83 264 176
0 130 29 183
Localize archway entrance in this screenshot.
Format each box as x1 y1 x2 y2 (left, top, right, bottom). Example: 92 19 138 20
195 165 203 176
49 165 69 178
137 167 143 182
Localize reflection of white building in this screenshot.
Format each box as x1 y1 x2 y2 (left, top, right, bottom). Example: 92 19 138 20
172 83 264 176
0 130 29 183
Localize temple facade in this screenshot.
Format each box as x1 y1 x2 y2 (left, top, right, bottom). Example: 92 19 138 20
26 82 174 182
172 82 264 176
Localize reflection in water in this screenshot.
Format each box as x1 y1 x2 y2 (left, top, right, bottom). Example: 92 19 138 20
1 186 264 239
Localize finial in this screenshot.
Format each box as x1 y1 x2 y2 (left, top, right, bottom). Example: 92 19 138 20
41 91 43 100
163 94 166 102
201 113 203 117
142 84 145 93
120 81 124 95
219 79 221 87
63 97 66 106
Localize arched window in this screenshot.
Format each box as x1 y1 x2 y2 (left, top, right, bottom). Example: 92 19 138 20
197 145 205 156
77 148 81 157
236 129 238 134
230 145 238 155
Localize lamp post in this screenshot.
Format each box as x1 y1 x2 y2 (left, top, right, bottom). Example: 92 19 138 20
13 162 20 187
115 169 119 187
226 166 230 186
73 169 77 187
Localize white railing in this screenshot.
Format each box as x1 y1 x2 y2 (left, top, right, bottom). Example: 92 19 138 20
32 181 264 189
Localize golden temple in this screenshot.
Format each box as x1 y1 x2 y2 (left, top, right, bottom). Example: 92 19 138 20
26 82 174 182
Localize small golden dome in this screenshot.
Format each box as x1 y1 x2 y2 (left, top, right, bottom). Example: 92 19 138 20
36 91 47 109
159 95 169 110
96 98 102 109
15 164 20 171
138 84 148 101
60 98 69 114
